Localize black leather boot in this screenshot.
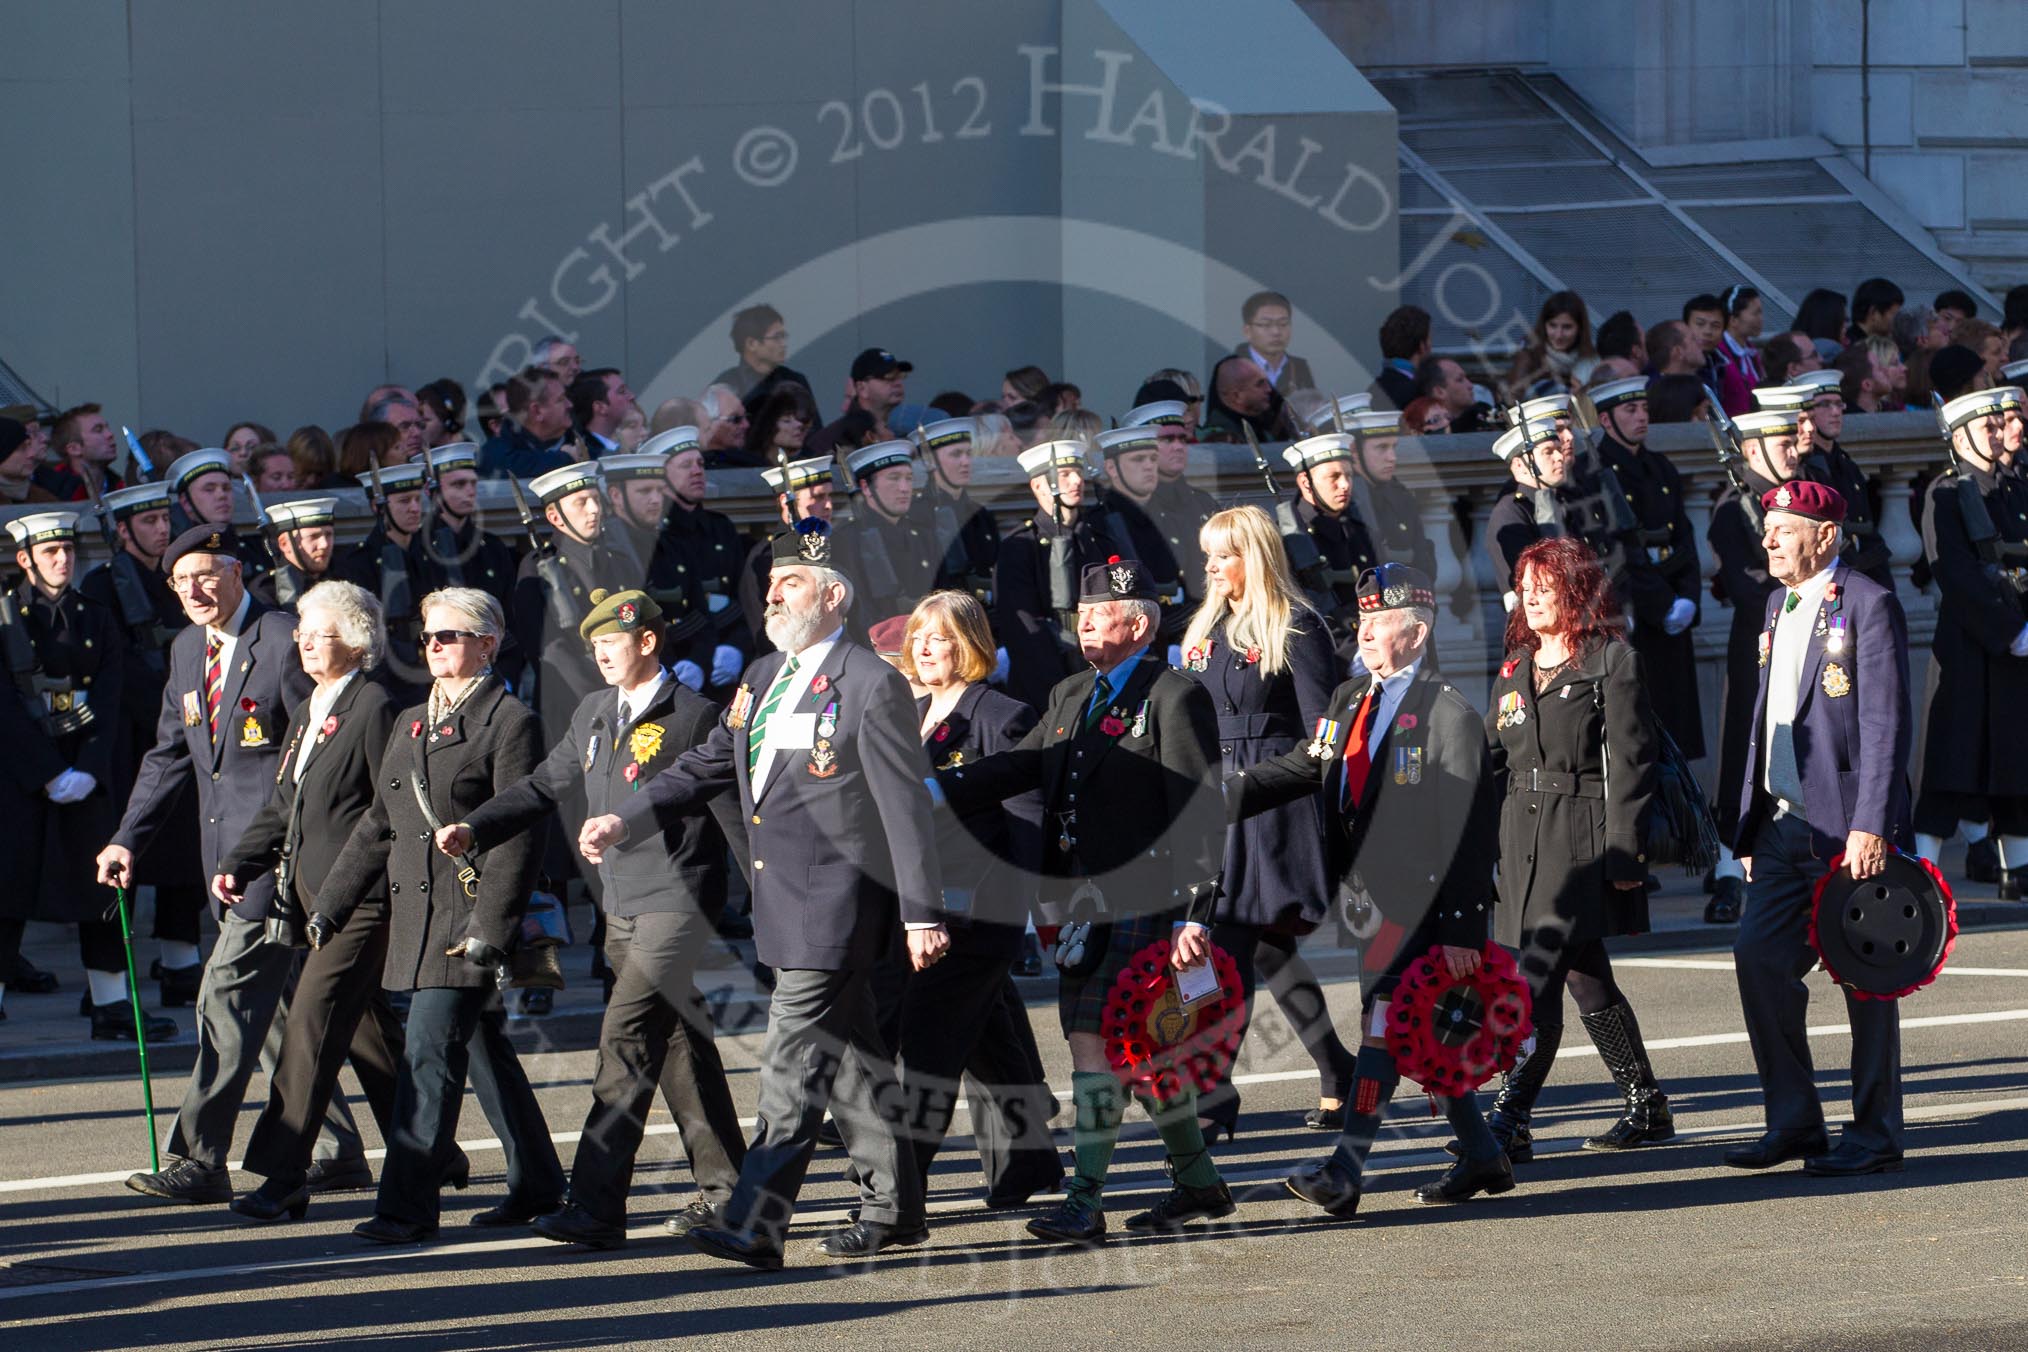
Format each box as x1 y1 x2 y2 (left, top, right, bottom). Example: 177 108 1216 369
1966 836 2001 885
1449 1023 1560 1163
1580 1002 1674 1150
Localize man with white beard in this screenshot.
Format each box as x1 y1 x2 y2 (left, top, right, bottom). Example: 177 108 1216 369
578 520 944 1271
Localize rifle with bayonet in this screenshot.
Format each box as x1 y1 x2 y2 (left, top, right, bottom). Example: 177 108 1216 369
121 427 156 484
1701 384 1765 538
241 473 307 608
1249 420 1329 587
0 582 43 732
414 446 465 587
1040 447 1080 625
507 474 585 634
364 451 420 680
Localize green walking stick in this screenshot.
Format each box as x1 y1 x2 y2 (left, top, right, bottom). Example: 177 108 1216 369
110 883 161 1172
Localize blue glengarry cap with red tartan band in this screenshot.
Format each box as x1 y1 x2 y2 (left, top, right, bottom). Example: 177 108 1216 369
1761 479 1846 524
1355 562 1436 612
1079 554 1160 604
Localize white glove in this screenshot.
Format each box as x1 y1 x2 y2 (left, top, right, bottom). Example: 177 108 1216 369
1502 590 1518 613
991 645 1010 686
673 659 706 692
2012 624 2028 659
43 769 73 801
710 644 743 687
1662 597 1696 636
44 768 93 804
1167 644 1185 668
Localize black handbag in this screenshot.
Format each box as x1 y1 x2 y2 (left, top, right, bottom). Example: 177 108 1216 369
1597 680 1719 874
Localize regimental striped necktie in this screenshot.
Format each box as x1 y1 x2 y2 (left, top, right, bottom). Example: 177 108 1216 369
745 655 800 779
1083 671 1112 731
204 633 223 739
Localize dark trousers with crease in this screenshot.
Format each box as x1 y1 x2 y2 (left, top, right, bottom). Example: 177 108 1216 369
726 964 919 1249
567 908 747 1224
893 948 1063 1201
1735 810 1902 1153
376 985 564 1228
241 898 404 1185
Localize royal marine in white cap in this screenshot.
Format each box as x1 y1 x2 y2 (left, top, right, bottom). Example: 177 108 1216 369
833 439 934 635
99 481 173 521
1751 384 1814 415
844 439 916 482
1094 426 1160 459
1121 401 1189 429
265 497 339 530
355 461 426 496
530 460 603 507
598 451 670 483
1303 392 1372 433
1491 415 1564 462
1589 377 1649 415
426 441 481 474
1940 387 2014 437
5 511 81 548
1733 408 1802 442
1282 432 1356 473
762 454 836 495
164 448 233 494
915 417 976 451
1518 393 1572 425
640 425 703 460
1019 440 1093 480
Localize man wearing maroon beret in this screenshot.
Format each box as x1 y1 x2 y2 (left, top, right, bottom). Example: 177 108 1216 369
1726 479 1912 1177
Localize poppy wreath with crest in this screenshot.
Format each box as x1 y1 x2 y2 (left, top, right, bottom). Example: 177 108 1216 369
1384 944 1532 1096
1100 940 1246 1101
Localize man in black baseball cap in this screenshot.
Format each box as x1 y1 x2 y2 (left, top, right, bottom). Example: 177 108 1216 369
808 349 914 457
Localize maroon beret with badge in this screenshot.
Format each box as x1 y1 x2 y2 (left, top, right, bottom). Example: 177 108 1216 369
1760 479 1846 524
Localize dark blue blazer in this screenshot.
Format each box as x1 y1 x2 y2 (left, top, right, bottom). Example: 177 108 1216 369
616 637 943 972
1733 562 1913 861
112 598 309 920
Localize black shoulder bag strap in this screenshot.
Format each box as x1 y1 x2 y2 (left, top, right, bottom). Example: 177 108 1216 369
409 733 480 899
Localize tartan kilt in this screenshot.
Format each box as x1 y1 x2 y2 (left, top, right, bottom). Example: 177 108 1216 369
1058 910 1175 1037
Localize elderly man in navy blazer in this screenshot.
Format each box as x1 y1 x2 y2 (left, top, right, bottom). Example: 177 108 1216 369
580 519 945 1271
1727 479 1913 1178
94 525 340 1204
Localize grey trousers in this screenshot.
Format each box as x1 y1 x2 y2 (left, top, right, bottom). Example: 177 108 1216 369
725 964 920 1249
1735 812 1903 1154
164 910 360 1169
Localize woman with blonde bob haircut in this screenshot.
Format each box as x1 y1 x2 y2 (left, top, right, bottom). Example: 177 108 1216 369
891 590 1065 1204
1178 505 1355 1139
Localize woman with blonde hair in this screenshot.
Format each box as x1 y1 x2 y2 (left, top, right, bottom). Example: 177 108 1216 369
1178 505 1352 1138
887 590 1063 1205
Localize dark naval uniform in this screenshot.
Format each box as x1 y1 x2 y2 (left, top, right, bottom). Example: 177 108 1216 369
1706 466 1784 839
511 528 642 739
0 576 129 978
1281 493 1378 626
831 502 940 636
994 505 1113 712
1598 431 1705 758
1801 439 1892 589
1148 476 1219 616
923 486 1001 614
1915 458 2028 842
416 514 520 615
1356 475 1436 577
336 523 429 700
1096 492 1191 641
658 500 752 684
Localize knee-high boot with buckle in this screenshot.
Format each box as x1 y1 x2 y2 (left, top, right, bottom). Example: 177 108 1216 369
1580 1001 1674 1150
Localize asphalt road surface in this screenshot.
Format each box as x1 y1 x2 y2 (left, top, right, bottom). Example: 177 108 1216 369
4 929 2028 1352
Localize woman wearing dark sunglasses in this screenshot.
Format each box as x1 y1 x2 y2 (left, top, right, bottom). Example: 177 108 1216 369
314 586 564 1243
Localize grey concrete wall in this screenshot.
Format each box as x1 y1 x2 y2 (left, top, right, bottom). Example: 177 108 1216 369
0 0 1395 442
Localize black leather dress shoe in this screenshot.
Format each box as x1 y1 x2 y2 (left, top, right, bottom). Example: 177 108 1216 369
1284 1161 1361 1217
1303 1103 1347 1131
156 962 203 1009
690 1224 785 1271
305 1157 374 1194
1704 876 1744 924
1414 1151 1515 1205
10 955 58 995
126 1159 231 1204
354 1215 437 1244
92 1001 177 1043
816 1117 845 1149
1802 1140 1904 1177
471 1197 561 1227
663 1201 721 1236
815 1218 929 1258
231 1180 311 1222
983 1179 1063 1210
1125 1180 1235 1232
1722 1128 1830 1170
1026 1193 1107 1246
532 1203 628 1250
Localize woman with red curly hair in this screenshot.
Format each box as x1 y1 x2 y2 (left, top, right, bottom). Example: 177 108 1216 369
1477 537 1672 1162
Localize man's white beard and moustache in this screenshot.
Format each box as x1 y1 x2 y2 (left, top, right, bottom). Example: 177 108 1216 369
764 592 827 653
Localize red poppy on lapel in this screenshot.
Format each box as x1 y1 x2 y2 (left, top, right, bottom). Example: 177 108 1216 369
239 696 259 713
409 720 424 738
811 674 831 696
933 722 950 742
1243 646 1261 665
623 763 639 783
1099 716 1127 737
438 724 454 738
1396 714 1418 731
1500 658 1520 679
320 715 338 737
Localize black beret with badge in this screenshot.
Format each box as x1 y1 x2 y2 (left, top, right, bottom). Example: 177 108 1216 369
163 523 240 572
1078 554 1159 604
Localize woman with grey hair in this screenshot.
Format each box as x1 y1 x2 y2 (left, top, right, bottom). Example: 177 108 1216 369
216 581 439 1220
311 586 563 1243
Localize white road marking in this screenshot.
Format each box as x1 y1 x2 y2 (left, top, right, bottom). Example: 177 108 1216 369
3 1091 2026 1305
1617 957 2028 977
7 1004 2028 1197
